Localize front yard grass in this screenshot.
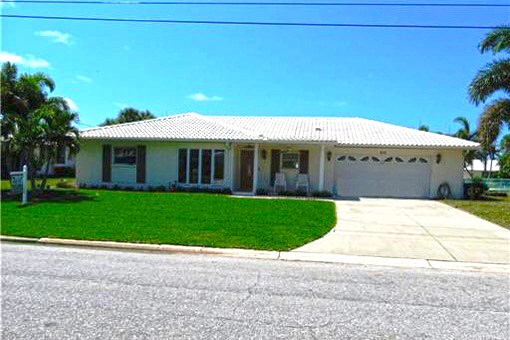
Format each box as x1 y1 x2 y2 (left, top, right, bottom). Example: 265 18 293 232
1 189 336 251
444 195 510 230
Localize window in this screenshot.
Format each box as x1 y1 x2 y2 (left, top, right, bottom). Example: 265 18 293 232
214 150 225 181
348 156 356 161
408 157 417 163
337 156 346 161
114 147 136 165
419 157 428 163
202 150 212 184
281 152 299 169
395 157 404 163
190 149 199 184
361 156 369 162
178 149 187 183
371 156 380 162
178 148 225 184
384 157 393 163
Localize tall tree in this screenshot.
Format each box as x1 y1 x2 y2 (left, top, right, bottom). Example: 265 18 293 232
452 116 478 178
501 134 510 154
1 62 79 196
417 124 429 132
101 107 155 126
468 25 510 148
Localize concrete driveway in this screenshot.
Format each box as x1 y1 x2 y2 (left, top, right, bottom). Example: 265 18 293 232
295 198 510 264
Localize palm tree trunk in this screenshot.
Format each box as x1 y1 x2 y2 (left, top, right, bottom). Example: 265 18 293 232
488 156 494 179
39 155 52 193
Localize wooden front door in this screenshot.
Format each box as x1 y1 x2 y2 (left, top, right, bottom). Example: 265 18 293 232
239 149 254 192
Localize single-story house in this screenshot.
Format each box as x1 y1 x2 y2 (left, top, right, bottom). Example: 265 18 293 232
463 159 500 179
77 112 479 198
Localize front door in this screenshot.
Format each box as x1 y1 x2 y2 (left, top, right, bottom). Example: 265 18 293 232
239 149 254 192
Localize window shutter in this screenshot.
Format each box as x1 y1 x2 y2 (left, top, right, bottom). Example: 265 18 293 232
299 150 309 174
102 144 112 182
136 145 146 184
270 149 281 185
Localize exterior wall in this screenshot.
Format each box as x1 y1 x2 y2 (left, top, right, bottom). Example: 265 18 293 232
76 140 233 188
77 139 466 198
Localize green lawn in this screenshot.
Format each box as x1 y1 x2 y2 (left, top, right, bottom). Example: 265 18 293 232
1 177 75 190
444 196 510 230
1 189 336 251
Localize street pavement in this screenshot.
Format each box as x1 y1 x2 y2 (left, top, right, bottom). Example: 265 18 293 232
296 198 510 263
2 242 509 339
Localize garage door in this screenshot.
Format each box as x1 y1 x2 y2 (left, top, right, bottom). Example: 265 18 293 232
335 155 431 198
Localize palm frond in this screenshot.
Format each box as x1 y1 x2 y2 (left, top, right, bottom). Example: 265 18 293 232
468 58 510 104
479 25 510 54
477 98 510 148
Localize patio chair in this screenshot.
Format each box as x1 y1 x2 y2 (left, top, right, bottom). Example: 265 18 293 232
296 173 310 194
274 172 287 193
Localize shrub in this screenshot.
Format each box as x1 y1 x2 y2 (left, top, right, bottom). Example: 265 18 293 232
99 184 108 190
464 177 488 199
295 189 309 197
311 191 334 198
256 188 268 196
174 186 232 195
56 180 75 189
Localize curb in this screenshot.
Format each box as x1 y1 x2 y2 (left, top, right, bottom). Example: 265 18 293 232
2 235 509 274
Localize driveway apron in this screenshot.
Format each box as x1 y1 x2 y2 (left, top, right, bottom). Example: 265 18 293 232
295 198 510 264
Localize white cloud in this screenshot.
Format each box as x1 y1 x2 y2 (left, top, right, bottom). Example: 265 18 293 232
0 51 50 68
76 75 92 83
187 93 223 102
64 97 78 111
35 30 72 45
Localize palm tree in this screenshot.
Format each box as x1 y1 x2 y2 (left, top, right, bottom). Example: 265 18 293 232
101 107 155 126
468 25 510 146
1 62 80 195
452 116 478 178
501 134 510 154
36 97 80 193
1 62 56 183
418 124 429 132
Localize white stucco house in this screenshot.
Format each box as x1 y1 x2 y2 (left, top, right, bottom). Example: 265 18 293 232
76 113 479 199
463 159 500 179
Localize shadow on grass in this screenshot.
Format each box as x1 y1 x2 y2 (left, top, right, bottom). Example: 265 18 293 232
1 189 96 205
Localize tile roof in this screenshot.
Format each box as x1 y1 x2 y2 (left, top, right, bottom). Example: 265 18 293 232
80 112 479 149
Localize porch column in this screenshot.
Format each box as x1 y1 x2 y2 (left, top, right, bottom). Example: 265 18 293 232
318 144 325 191
252 144 259 195
229 143 235 191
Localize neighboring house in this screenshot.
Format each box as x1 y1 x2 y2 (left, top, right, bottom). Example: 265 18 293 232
37 145 76 176
77 113 479 199
463 159 500 179
1 144 75 179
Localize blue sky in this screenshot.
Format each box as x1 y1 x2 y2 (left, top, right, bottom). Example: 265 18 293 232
1 1 509 134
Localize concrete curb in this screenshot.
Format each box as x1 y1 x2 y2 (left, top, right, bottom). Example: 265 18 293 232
2 235 509 274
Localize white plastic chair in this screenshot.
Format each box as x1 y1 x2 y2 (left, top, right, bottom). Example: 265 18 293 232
296 173 310 194
274 172 287 193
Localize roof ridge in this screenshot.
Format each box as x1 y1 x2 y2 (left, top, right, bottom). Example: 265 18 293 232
199 115 263 138
79 112 196 132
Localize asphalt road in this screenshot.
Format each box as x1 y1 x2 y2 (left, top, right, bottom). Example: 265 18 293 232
1 243 509 339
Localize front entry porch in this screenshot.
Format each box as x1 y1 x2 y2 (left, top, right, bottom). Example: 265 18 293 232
231 143 326 195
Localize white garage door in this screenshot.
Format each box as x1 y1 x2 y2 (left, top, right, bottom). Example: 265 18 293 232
335 155 431 198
